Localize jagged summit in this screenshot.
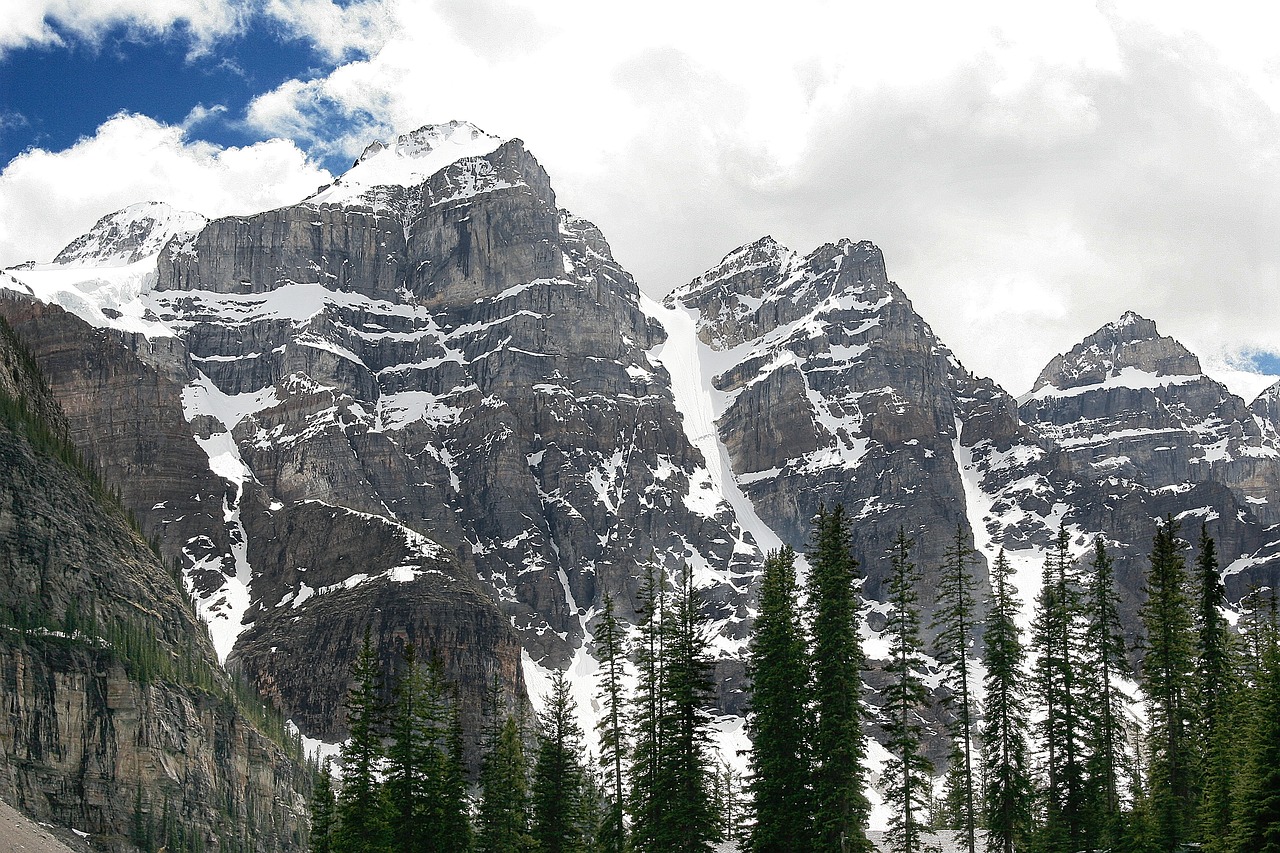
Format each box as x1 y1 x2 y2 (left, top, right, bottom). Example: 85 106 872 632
48 201 207 268
673 236 888 309
1027 311 1202 398
307 120 508 207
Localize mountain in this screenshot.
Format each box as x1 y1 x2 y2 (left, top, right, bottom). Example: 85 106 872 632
4 120 1280 817
0 120 760 771
0 313 308 849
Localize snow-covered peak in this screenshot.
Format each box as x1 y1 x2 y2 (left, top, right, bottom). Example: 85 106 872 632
1029 311 1202 396
50 202 207 268
307 121 507 206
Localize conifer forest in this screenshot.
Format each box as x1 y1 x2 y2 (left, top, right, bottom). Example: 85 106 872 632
307 507 1280 853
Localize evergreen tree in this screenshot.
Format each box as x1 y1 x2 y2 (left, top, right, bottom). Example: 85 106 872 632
532 669 588 853
980 551 1032 853
1227 593 1280 853
651 562 721 853
335 630 390 853
595 594 628 853
1030 525 1087 852
311 760 337 853
1140 516 1196 851
807 503 872 853
1192 525 1235 850
1082 535 1131 848
881 528 934 853
746 545 814 853
477 714 533 853
438 692 474 853
930 523 979 853
628 563 665 853
386 644 440 853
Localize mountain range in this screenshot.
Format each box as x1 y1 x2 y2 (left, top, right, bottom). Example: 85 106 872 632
3 120 1279 841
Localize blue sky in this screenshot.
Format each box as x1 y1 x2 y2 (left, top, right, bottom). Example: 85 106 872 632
2 0 1279 397
0 18 349 174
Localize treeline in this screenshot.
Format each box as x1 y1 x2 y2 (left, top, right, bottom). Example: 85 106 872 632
311 506 1280 853
748 511 1280 853
310 560 742 853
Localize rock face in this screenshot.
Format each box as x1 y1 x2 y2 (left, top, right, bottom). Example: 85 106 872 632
1 120 759 748
1019 311 1280 523
6 119 1280 796
667 237 990 614
0 315 307 851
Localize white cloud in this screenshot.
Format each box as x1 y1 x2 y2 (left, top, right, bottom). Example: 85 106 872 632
8 0 1280 399
227 1 1280 396
0 112 330 266
0 0 249 56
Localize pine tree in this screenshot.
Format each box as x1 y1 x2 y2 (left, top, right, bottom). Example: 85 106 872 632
930 523 979 853
532 669 588 853
595 594 628 853
1030 524 1087 852
881 528 934 853
981 550 1032 853
651 562 721 853
386 644 440 853
1140 516 1196 851
310 759 337 853
1082 535 1131 848
807 503 872 853
438 691 474 853
1226 592 1280 853
477 714 533 853
746 545 814 853
1191 525 1234 850
335 630 390 853
629 563 665 853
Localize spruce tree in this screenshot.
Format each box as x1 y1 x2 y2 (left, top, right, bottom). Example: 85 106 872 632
1227 593 1280 853
1082 535 1131 848
930 523 979 853
477 713 533 853
1140 516 1196 851
746 545 814 853
1030 524 1087 852
1190 525 1231 842
438 692 474 853
881 528 934 853
595 594 628 853
628 563 665 853
532 669 588 853
386 644 439 853
335 631 390 853
807 503 872 853
980 551 1032 853
310 760 337 853
651 562 720 853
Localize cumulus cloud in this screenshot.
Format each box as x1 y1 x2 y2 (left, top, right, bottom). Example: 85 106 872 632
0 112 330 265
8 0 1280 398
0 0 249 56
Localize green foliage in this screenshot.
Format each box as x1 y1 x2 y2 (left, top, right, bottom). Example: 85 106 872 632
1081 536 1131 848
981 549 1032 853
746 545 814 853
311 761 337 853
881 529 934 853
1030 524 1088 852
1140 516 1196 851
807 503 873 853
532 669 590 853
477 715 532 853
594 594 627 853
335 632 391 853
930 523 980 853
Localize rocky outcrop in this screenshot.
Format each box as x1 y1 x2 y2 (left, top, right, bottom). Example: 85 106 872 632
1020 312 1280 525
671 238 986 619
0 315 307 851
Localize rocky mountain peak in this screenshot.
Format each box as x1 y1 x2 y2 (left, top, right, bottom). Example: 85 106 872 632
1251 378 1280 424
308 120 510 208
49 201 207 268
1030 311 1202 395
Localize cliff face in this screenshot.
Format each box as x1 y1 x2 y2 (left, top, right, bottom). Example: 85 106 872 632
0 316 308 851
